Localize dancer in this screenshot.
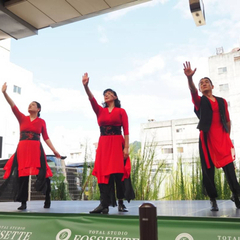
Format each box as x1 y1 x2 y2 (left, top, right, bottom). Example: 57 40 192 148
183 61 240 211
0 82 60 210
82 73 135 214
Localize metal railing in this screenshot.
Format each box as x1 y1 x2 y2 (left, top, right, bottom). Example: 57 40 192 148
0 166 83 202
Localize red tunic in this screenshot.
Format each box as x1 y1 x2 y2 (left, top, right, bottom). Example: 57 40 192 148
90 97 131 184
3 105 53 179
192 91 234 168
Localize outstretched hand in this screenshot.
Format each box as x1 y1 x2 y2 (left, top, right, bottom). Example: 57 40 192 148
123 147 129 160
183 61 196 78
82 73 89 87
53 150 61 159
2 82 7 93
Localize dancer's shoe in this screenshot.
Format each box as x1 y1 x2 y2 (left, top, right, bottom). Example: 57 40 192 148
231 194 240 209
44 195 51 208
210 198 219 211
18 201 27 210
118 200 128 212
89 204 109 214
44 200 51 208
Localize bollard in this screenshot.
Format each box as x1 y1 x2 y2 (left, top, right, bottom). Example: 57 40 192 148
139 202 158 240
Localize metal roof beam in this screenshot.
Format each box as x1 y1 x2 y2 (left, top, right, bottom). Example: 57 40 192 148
0 0 37 40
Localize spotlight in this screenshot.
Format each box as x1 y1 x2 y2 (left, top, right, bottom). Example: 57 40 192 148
189 0 206 26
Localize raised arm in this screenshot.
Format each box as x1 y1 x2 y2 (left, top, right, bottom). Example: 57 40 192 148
2 82 15 108
82 73 94 100
183 61 198 93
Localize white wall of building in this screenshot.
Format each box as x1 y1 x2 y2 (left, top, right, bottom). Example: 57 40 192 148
141 117 199 169
209 48 240 162
0 39 34 159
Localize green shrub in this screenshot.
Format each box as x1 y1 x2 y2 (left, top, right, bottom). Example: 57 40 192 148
51 173 70 200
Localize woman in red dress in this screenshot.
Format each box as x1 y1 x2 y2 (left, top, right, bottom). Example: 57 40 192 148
0 82 60 210
183 62 240 211
82 73 135 214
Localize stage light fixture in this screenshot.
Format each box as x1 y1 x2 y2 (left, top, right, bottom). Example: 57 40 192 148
189 0 206 26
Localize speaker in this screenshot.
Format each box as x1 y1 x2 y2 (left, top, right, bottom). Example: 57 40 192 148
189 0 206 26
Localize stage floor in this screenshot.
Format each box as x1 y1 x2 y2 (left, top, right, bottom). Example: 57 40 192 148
0 199 240 218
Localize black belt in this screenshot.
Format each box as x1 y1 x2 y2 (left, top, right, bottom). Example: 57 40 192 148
20 131 40 141
100 126 121 136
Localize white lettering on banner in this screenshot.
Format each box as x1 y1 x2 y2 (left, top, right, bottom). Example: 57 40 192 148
89 237 97 240
56 229 72 240
23 232 32 240
0 227 8 230
175 233 194 240
59 229 138 240
217 236 240 240
0 230 32 240
106 232 128 236
89 231 105 235
89 230 128 236
10 227 26 231
72 235 139 240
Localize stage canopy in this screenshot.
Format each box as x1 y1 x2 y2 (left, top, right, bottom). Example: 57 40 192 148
0 0 150 40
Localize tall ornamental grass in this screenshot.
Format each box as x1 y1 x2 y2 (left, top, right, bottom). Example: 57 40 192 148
130 140 166 200
165 157 233 200
64 140 238 201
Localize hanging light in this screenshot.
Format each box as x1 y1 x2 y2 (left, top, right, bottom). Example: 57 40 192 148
189 0 206 26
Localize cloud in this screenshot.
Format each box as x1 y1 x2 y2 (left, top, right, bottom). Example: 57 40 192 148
174 0 192 19
97 26 109 43
104 0 169 21
112 54 165 82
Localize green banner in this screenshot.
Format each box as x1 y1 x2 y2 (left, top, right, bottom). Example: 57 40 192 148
0 212 240 240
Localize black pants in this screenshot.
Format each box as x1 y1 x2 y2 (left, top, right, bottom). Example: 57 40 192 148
200 138 240 199
16 176 51 202
98 173 125 208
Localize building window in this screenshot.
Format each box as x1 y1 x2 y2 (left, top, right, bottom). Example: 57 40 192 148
219 84 229 91
70 152 81 159
176 128 184 133
177 147 184 153
162 148 173 154
218 67 227 74
13 85 21 94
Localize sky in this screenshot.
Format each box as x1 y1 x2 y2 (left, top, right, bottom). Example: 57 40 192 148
7 0 240 156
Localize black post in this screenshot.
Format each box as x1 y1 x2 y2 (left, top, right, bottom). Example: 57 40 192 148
139 202 158 240
0 136 2 158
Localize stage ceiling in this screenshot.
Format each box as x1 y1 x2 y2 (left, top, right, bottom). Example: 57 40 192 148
0 0 150 40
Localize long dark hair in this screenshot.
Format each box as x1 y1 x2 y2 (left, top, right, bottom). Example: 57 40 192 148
102 88 121 108
34 101 41 117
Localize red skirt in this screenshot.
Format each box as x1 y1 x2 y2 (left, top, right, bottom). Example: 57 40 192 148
92 135 131 184
3 140 52 179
